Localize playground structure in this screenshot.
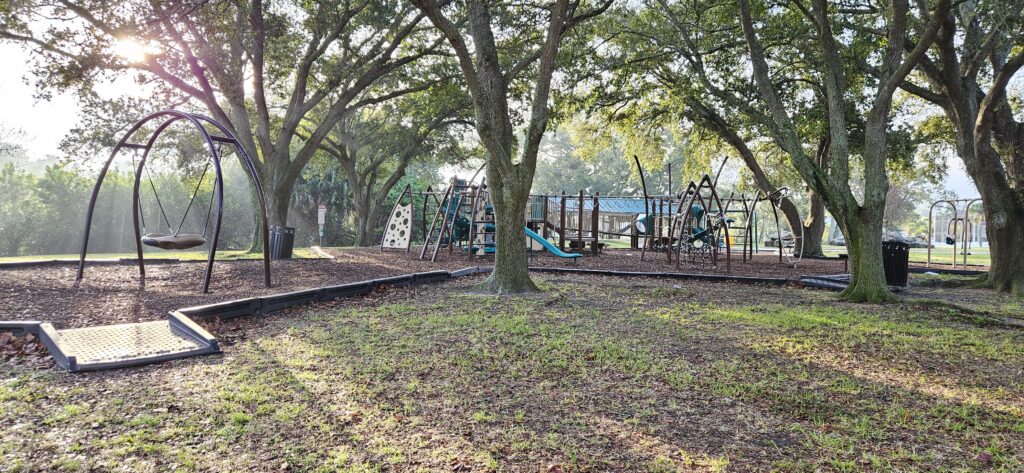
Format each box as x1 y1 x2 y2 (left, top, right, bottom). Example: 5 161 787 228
76 110 271 293
927 198 985 268
729 188 805 267
404 168 583 261
632 156 803 271
380 160 804 271
381 184 414 252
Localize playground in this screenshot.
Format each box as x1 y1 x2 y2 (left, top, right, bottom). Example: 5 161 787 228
0 111 1017 469
1 112 1019 471
2 0 1023 462
3 268 1022 471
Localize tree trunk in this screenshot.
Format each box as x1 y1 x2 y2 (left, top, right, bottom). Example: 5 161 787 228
983 199 1024 295
266 188 290 228
977 98 1024 295
351 201 383 247
481 166 538 294
353 215 371 247
841 209 892 302
947 91 1024 296
801 191 826 257
973 144 1024 295
246 208 262 253
351 212 367 247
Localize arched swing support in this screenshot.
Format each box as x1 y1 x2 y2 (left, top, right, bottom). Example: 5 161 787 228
76 110 271 293
926 198 984 269
752 188 803 267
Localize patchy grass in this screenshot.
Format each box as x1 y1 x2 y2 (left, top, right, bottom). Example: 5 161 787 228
2 275 1022 471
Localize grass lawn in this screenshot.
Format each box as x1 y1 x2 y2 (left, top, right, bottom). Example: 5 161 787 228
820 245 991 267
2 274 1022 471
0 248 320 263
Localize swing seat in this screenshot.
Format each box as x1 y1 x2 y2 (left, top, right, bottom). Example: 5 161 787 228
141 233 207 250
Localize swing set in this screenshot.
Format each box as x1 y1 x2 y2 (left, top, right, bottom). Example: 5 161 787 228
76 110 271 293
927 197 983 268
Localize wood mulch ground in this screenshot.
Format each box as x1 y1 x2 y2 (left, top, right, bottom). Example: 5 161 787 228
0 247 987 331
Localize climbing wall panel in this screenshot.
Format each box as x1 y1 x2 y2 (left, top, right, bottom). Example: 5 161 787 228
382 203 412 250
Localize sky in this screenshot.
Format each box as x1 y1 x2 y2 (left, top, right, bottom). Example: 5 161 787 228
0 42 980 198
0 44 81 160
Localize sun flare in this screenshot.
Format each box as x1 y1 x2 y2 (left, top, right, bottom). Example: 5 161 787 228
113 38 157 63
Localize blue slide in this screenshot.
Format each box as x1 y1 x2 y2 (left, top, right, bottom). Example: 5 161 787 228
524 227 583 259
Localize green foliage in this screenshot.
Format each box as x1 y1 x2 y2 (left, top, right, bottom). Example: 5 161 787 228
0 160 259 257
0 164 44 255
313 80 473 245
532 127 635 195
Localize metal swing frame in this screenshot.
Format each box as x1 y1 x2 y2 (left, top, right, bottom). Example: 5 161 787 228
76 110 271 293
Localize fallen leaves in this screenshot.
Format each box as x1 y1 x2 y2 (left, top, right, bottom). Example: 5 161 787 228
1 332 52 368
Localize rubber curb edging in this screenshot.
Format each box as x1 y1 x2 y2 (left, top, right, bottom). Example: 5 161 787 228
1 268 479 372
528 267 790 285
799 274 907 293
178 270 462 321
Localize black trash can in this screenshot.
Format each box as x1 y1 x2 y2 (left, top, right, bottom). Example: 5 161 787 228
882 240 910 287
269 225 295 259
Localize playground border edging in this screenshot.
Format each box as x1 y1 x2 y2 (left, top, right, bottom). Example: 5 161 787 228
908 267 986 276
528 267 791 285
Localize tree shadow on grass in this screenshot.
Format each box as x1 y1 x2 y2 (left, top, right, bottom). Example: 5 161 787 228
2 273 1021 471
192 275 1022 470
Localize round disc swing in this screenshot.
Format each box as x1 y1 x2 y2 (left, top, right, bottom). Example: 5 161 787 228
133 144 218 251
76 110 271 293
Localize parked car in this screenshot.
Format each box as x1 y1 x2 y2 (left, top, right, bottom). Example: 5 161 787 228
904 236 931 248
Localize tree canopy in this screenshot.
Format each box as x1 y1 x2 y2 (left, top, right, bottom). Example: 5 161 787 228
1 0 1020 297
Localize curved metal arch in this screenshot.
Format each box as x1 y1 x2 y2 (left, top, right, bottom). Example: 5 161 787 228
668 180 700 263
927 199 958 268
962 198 984 267
76 110 271 293
190 112 271 289
752 190 781 264
750 188 802 267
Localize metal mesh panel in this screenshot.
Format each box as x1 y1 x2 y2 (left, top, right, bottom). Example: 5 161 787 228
56 321 207 366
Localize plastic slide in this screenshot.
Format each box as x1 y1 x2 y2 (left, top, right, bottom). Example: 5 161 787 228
524 227 583 259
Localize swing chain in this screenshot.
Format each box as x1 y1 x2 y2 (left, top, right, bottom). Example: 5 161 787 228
138 141 219 237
